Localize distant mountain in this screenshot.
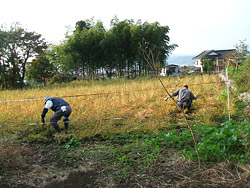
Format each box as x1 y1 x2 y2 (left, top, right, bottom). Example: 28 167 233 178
167 55 195 66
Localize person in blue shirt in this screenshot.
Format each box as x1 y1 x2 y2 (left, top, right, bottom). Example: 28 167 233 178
41 96 72 133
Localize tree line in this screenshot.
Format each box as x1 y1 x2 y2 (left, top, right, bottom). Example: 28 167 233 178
0 23 47 89
0 18 177 89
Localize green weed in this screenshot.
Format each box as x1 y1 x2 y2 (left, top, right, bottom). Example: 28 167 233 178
157 120 250 162
62 137 81 149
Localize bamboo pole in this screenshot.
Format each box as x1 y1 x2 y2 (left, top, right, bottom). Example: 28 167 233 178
225 66 231 120
139 39 201 169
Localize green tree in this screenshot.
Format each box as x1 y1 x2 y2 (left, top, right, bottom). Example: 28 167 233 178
52 17 177 79
130 20 145 76
229 39 249 75
19 29 47 86
26 54 55 86
0 23 47 88
85 21 105 78
234 39 249 58
67 19 94 79
5 24 22 88
100 29 118 78
233 57 250 92
137 21 177 75
110 18 133 78
0 27 9 89
201 56 214 72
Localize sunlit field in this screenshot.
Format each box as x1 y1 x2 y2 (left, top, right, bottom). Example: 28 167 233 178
0 74 235 140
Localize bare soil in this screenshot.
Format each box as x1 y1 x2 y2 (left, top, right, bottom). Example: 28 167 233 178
1 141 250 188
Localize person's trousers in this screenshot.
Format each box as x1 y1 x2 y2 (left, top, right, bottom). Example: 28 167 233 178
177 101 192 111
50 106 72 132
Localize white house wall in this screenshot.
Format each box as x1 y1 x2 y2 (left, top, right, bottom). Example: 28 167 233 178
194 59 203 72
160 68 167 76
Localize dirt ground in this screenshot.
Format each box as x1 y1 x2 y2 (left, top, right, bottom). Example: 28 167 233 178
1 142 250 188
0 144 98 188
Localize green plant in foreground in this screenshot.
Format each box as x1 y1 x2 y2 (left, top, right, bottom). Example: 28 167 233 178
61 137 81 149
158 120 250 162
218 90 228 100
198 120 250 162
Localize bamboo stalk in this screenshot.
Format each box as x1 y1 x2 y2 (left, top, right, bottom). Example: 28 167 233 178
139 38 201 169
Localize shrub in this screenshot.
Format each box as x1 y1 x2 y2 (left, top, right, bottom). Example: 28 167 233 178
49 73 77 84
232 57 250 92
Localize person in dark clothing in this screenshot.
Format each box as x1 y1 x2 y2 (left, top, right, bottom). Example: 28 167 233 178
41 96 72 133
164 84 197 114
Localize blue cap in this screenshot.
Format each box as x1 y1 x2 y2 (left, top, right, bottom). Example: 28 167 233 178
45 96 51 102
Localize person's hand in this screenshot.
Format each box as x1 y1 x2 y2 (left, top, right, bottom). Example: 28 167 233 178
41 116 45 124
164 96 170 101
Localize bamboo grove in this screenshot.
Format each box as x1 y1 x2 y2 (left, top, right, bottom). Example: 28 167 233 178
0 17 177 89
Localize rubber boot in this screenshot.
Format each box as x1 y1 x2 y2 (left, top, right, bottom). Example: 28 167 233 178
64 123 69 134
63 117 69 134
52 123 61 133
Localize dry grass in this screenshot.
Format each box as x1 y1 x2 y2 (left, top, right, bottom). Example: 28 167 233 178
0 74 235 137
145 155 250 188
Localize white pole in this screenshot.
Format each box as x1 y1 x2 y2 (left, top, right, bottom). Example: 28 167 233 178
225 66 231 120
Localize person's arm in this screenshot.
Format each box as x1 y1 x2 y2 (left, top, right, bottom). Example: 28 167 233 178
172 89 180 97
190 92 197 100
41 108 48 124
41 100 53 123
164 90 179 101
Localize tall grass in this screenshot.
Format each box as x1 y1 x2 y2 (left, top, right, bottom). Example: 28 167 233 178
0 74 235 139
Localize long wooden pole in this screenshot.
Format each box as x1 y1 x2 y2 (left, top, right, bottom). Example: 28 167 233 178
139 39 201 169
225 66 231 120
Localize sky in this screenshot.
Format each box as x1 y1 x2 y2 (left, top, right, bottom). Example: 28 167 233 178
1 0 250 56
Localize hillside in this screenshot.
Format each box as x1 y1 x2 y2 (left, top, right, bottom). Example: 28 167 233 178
167 54 195 66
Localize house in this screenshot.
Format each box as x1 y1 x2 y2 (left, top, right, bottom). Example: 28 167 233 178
192 49 235 72
186 65 202 74
160 64 179 76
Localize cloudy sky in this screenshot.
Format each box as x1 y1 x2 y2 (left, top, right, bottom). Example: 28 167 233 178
1 0 249 55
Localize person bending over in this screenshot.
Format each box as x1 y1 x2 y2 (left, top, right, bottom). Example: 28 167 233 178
165 84 197 114
41 96 72 133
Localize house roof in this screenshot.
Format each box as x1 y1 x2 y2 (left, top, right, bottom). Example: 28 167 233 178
167 64 179 67
192 49 235 60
